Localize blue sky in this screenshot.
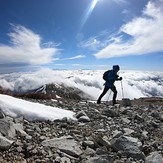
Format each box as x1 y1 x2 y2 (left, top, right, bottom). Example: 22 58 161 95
0 0 163 73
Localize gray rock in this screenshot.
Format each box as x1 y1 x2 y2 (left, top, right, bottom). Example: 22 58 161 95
160 114 163 122
78 115 90 122
14 116 24 123
134 114 144 122
119 107 128 114
55 156 61 163
146 151 163 163
16 146 23 152
122 98 132 107
84 146 96 156
122 118 131 124
25 128 34 135
0 119 16 139
13 123 28 137
42 136 83 157
142 131 148 138
150 111 160 118
97 129 106 132
102 109 119 117
112 130 123 139
61 157 71 163
123 128 135 136
111 136 145 160
0 135 14 150
75 110 87 119
150 121 159 128
92 134 111 149
0 111 5 119
85 155 114 163
96 147 108 155
82 140 95 148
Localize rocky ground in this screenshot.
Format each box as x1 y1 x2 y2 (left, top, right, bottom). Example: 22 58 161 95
0 96 163 163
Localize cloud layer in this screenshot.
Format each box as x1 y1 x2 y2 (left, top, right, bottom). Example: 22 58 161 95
0 69 163 101
94 0 163 58
0 24 58 65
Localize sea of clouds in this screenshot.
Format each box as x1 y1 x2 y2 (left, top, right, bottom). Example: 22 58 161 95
0 68 163 101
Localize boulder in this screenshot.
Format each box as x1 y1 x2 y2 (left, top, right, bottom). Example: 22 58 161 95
111 136 145 161
42 136 83 157
0 119 16 139
0 135 14 150
146 151 163 163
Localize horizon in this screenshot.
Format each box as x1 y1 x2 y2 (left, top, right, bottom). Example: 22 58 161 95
0 67 163 75
0 66 163 75
0 0 163 73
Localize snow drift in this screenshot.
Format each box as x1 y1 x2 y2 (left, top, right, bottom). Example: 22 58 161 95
0 94 76 121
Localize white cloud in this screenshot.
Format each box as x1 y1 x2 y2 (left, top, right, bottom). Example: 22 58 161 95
72 64 81 66
0 24 59 65
94 0 163 58
67 55 85 60
54 64 65 66
79 37 102 51
78 30 112 51
0 69 163 101
113 0 128 5
59 55 85 61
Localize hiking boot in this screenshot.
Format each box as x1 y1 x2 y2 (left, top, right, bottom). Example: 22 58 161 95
112 101 118 105
97 100 101 104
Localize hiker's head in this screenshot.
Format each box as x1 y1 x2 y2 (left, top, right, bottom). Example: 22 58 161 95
113 65 120 72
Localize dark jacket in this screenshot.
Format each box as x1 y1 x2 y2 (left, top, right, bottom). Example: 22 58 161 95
104 66 119 88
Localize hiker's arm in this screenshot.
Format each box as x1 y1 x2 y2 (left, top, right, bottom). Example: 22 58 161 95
115 75 122 80
114 73 122 81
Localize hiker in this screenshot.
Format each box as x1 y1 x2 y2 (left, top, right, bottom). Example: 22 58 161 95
97 65 122 105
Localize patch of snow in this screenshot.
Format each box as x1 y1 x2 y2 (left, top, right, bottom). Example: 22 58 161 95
35 85 46 94
0 94 76 121
56 95 61 99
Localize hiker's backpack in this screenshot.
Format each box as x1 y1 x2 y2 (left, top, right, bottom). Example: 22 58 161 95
103 70 110 81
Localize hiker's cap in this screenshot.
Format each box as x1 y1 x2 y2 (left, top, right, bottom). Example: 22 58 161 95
113 65 120 71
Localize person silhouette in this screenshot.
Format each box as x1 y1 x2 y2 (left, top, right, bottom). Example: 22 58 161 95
97 65 122 105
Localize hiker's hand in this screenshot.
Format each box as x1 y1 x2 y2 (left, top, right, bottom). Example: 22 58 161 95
119 77 122 80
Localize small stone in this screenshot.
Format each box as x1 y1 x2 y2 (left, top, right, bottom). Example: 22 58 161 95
17 146 23 152
112 130 123 139
122 118 131 124
75 110 87 119
78 116 90 122
84 147 95 156
61 157 71 163
0 111 5 119
25 135 32 140
82 141 95 148
123 128 135 136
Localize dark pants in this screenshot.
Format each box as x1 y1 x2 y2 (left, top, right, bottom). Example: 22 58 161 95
97 85 117 104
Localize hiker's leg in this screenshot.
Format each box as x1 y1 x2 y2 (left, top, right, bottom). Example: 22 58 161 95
111 86 117 105
97 86 109 104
